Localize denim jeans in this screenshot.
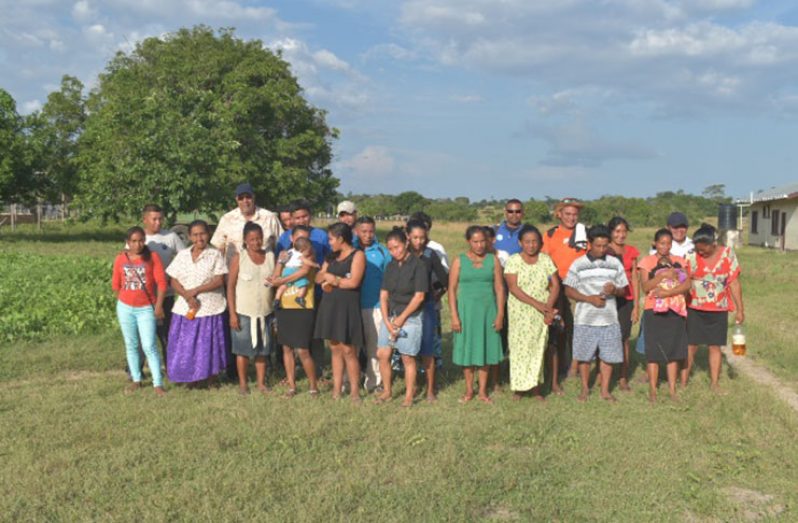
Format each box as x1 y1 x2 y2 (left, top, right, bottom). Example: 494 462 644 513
117 301 163 387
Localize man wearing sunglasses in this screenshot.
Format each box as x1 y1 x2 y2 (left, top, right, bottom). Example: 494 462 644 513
494 199 525 258
211 182 283 263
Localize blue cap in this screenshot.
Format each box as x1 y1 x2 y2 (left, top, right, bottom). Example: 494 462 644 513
667 212 688 227
235 182 254 197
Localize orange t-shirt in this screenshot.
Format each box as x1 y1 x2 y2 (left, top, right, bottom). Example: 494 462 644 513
542 226 585 280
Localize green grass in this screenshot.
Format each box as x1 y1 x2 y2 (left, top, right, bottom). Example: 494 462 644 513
1 221 797 521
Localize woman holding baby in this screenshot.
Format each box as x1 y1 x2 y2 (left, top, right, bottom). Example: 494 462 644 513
637 228 691 403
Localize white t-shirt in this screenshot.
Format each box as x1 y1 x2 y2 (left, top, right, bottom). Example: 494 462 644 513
145 229 185 270
427 240 449 270
285 249 304 270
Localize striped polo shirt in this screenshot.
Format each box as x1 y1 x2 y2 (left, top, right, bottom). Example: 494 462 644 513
564 253 629 326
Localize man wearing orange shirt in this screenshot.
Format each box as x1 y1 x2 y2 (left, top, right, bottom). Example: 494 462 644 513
542 197 588 393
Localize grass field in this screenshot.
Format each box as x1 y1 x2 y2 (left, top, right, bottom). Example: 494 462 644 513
1 221 797 521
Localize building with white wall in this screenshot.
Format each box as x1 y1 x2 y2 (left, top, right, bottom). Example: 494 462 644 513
748 183 798 251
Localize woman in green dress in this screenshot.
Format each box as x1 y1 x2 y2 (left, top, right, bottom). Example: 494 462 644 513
448 225 505 404
504 225 560 401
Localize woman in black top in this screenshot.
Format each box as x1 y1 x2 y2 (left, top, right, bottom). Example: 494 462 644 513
376 227 428 407
406 219 448 402
314 222 366 402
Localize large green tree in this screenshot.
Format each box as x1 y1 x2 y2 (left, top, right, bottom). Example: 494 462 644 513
0 89 29 202
25 75 87 206
76 26 338 221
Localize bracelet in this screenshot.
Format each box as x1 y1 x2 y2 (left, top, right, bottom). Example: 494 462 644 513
335 276 341 286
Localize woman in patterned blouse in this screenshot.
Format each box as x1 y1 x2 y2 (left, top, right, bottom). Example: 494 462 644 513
682 224 744 392
166 220 230 387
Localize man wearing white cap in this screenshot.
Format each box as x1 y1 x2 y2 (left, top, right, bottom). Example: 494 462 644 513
337 200 358 227
337 200 360 248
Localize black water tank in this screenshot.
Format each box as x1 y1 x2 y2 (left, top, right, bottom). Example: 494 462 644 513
718 204 737 230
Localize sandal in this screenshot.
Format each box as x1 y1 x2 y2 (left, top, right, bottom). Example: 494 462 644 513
125 382 141 395
283 389 296 399
308 389 320 398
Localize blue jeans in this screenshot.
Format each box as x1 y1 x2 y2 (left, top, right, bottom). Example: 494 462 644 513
117 301 163 387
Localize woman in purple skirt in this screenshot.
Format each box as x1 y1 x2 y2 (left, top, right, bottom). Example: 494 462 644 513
166 220 229 386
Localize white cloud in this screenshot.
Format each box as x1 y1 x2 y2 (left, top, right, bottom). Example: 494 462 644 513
21 99 43 113
313 49 351 73
270 37 371 112
395 0 798 116
72 1 96 21
522 119 658 168
362 43 417 62
450 94 482 103
340 145 396 178
83 23 113 43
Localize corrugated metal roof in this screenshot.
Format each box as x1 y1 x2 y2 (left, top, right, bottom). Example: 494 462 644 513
751 182 798 203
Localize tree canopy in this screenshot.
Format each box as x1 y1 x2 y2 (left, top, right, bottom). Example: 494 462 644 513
75 26 338 221
0 89 30 202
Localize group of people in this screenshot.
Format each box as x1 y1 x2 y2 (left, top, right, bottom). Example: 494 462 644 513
112 185 744 405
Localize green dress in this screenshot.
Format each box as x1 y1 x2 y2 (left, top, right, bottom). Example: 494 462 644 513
452 253 503 367
505 253 557 391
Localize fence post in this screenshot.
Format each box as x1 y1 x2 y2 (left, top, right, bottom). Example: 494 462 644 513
10 203 16 232
37 199 43 232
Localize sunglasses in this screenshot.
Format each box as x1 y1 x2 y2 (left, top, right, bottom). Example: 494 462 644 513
505 209 523 214
560 197 581 204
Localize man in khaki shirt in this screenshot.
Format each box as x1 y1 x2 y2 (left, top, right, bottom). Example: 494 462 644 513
211 182 283 262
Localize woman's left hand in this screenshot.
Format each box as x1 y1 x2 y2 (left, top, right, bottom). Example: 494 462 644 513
493 315 503 332
631 305 640 324
735 310 745 325
154 304 165 320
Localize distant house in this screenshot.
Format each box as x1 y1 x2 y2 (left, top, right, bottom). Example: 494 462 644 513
748 183 798 250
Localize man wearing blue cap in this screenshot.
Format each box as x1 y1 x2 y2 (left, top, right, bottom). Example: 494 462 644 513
666 212 694 257
211 182 283 262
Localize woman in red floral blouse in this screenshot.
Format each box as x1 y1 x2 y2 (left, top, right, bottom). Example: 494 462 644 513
682 224 744 392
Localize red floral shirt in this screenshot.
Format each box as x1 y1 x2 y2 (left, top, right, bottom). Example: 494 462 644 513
687 247 740 312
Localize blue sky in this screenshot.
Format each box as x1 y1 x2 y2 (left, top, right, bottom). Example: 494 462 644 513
3 0 798 200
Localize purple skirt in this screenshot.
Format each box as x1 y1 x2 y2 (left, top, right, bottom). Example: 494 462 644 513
167 313 228 383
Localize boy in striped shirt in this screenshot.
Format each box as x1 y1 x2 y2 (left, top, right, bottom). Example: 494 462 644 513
564 225 629 403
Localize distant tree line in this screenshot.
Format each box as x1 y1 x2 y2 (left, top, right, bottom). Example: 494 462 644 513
1 26 338 223
343 187 732 227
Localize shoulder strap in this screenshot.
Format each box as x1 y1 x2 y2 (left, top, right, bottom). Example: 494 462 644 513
546 225 558 238
124 252 156 308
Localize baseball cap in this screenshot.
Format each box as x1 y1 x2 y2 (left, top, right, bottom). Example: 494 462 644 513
667 212 689 228
337 200 357 215
235 182 254 198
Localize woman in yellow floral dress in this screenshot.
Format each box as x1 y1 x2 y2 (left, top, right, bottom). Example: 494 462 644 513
504 225 560 400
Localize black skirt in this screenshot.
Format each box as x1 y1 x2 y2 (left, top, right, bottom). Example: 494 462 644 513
643 310 688 363
617 297 634 341
276 309 316 349
313 288 364 347
687 309 728 346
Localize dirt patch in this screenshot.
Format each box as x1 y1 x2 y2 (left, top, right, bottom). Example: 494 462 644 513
723 487 785 521
62 370 124 381
481 505 519 520
722 346 798 414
